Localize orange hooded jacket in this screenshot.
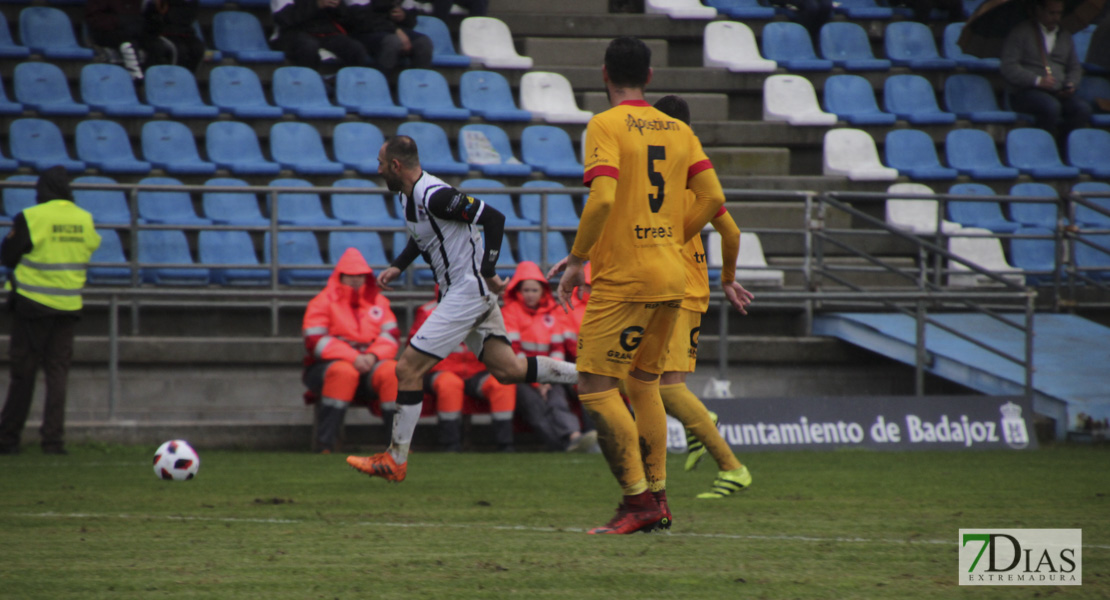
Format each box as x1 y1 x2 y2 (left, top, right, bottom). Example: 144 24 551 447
502 261 575 362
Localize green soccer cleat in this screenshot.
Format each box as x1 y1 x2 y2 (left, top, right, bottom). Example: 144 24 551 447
696 465 752 499
684 411 719 472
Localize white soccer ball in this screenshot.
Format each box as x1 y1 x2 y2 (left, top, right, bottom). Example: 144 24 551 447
153 440 200 481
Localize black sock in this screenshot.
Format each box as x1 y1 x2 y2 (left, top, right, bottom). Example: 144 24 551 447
397 390 423 405
525 356 538 384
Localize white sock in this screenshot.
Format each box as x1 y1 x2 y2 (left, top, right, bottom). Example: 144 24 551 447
537 356 578 384
390 402 422 464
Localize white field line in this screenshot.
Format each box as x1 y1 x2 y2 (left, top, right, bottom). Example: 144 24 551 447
13 511 1110 550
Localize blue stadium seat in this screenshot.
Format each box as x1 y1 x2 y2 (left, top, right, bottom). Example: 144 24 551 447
1077 76 1110 126
460 71 533 122
137 229 209 285
414 15 473 67
144 65 219 118
328 231 391 269
1008 227 1060 285
0 148 16 172
945 129 1020 180
331 178 402 228
398 69 472 120
205 121 281 176
395 122 470 176
884 21 956 70
269 122 345 176
1006 128 1081 179
458 124 533 177
1066 128 1110 178
0 11 30 58
212 11 285 63
1072 182 1110 228
460 179 533 227
392 231 434 285
518 180 580 229
944 74 1017 123
272 66 347 119
86 228 132 286
137 176 212 226
9 118 86 172
884 129 959 180
521 125 584 178
208 65 283 119
2 175 36 221
0 76 21 115
761 22 834 71
822 74 897 125
884 75 957 125
141 121 218 175
1072 26 1107 75
517 230 569 266
1009 183 1060 229
264 231 330 286
942 23 1000 71
80 64 154 117
833 0 893 18
75 120 152 175
1074 234 1110 281
13 62 89 116
267 178 343 227
819 22 892 71
948 183 1022 233
198 230 269 286
202 178 268 226
73 176 131 226
191 20 222 63
335 67 408 118
18 6 94 59
704 0 777 19
332 122 385 175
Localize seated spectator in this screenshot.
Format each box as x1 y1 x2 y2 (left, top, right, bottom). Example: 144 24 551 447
502 262 598 453
86 0 165 80
302 248 399 453
427 0 488 19
146 0 206 72
767 0 833 38
271 0 373 70
343 0 433 81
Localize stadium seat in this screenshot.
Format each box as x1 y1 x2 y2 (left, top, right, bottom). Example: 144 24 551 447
702 21 776 72
822 74 897 125
834 0 894 18
395 122 470 176
13 62 89 116
518 71 593 124
1066 129 1110 178
137 229 209 285
945 129 1020 180
460 179 533 228
947 227 1024 287
1008 183 1060 229
86 229 132 286
212 11 285 63
1076 76 1110 126
1072 182 1110 228
883 75 957 125
335 67 407 119
885 182 962 234
202 178 268 227
521 126 585 178
761 22 834 71
9 118 86 172
80 64 154 117
885 21 957 70
948 183 1022 233
645 0 718 18
332 122 385 175
943 74 1017 123
141 121 218 176
1006 128 1081 179
0 76 21 115
493 233 517 279
1074 233 1110 281
519 180 580 228
392 230 434 285
705 0 776 18
460 71 533 122
0 12 30 58
397 68 471 121
198 230 269 286
272 66 346 119
1072 26 1107 75
269 122 345 176
707 231 785 286
942 23 1001 71
459 17 534 69
208 65 283 119
75 119 152 174
414 15 473 67
819 22 892 71
268 178 342 227
330 178 402 228
18 6 94 59
205 121 282 176
73 176 131 226
763 75 837 125
328 230 391 269
264 231 330 286
458 124 533 177
137 176 212 226
517 230 569 266
2 175 37 221
823 129 898 181
144 65 219 118
1008 227 1060 286
884 129 959 180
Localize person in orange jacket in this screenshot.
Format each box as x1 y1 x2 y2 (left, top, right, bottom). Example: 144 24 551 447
303 248 400 453
502 261 597 452
410 295 518 452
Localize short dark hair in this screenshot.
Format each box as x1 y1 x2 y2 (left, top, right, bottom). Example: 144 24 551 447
653 95 690 125
604 36 651 89
383 135 420 168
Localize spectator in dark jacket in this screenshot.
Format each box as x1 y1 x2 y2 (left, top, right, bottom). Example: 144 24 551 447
85 0 161 79
343 0 432 81
146 0 206 72
271 0 373 70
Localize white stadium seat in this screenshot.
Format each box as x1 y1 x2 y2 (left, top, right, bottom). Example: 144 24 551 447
762 75 837 126
519 71 593 124
708 231 786 287
823 128 899 181
886 183 962 235
646 0 718 19
947 227 1024 287
704 21 777 73
459 17 533 69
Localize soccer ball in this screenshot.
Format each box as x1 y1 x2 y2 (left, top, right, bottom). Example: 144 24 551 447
153 440 200 481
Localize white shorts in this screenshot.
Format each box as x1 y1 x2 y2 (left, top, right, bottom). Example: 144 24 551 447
409 292 509 360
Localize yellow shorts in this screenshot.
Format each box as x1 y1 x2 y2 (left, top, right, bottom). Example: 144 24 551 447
660 308 702 374
575 297 682 378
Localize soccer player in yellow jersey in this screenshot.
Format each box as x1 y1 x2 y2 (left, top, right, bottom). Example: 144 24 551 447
552 37 726 534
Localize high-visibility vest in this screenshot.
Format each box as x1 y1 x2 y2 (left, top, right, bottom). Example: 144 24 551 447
11 200 101 311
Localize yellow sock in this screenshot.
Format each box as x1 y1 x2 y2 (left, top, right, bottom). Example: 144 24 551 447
660 383 742 472
623 376 668 494
578 388 647 496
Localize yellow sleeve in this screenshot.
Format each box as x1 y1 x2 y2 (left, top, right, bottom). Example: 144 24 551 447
570 175 616 259
711 210 740 284
683 168 725 244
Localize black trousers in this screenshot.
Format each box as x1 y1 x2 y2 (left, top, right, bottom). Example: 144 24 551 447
272 31 372 70
0 312 77 450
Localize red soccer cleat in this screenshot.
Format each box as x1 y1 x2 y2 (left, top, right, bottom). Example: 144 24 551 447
652 490 672 531
346 452 407 483
587 491 664 535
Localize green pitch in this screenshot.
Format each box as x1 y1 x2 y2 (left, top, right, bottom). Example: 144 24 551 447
0 444 1106 599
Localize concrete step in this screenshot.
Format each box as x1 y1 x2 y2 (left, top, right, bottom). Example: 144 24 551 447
524 37 668 67
581 91 730 121
490 0 609 14
706 146 791 177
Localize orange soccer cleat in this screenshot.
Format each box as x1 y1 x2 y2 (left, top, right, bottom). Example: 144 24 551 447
346 452 407 483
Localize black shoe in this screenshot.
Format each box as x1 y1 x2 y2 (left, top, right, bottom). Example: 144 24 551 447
42 446 67 455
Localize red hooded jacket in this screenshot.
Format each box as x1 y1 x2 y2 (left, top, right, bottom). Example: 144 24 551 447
502 261 574 361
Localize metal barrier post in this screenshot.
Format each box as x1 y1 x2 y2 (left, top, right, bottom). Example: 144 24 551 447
109 294 119 420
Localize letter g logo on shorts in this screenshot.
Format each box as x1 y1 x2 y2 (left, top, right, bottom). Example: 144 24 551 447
619 326 644 352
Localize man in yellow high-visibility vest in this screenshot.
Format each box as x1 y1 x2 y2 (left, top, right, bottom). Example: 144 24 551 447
0 166 100 455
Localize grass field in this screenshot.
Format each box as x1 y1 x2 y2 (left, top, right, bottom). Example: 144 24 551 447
0 443 1107 599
